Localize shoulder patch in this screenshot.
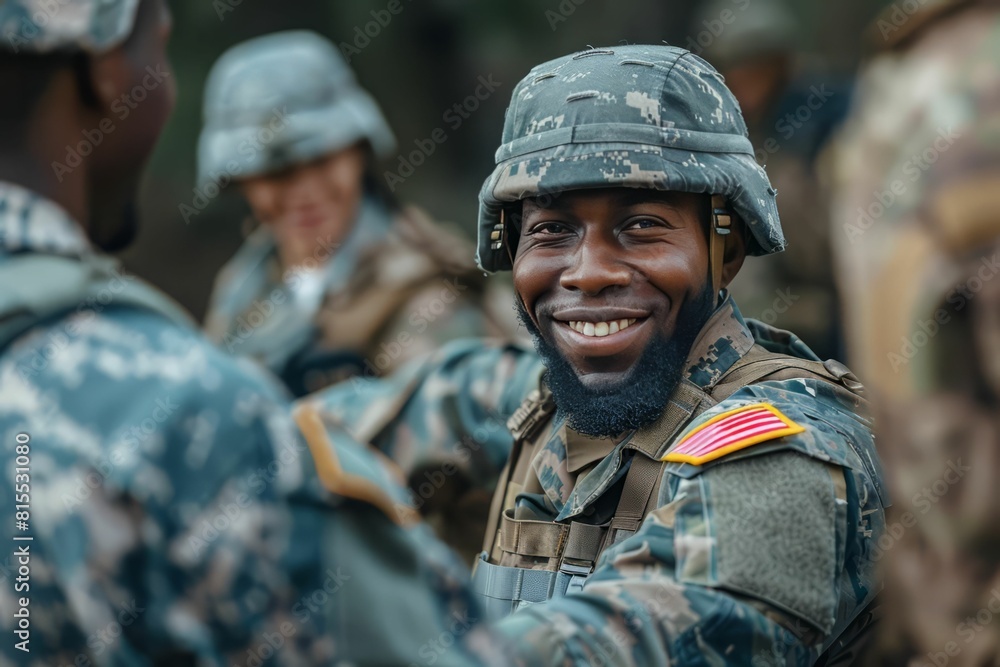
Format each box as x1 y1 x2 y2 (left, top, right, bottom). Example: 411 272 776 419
662 403 805 466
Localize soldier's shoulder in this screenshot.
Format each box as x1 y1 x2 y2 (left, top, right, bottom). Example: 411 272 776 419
3 306 291 455
663 378 881 488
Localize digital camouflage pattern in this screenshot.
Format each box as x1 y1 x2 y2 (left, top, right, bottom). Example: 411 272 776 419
826 2 1000 664
477 44 784 272
0 181 502 666
306 295 889 666
200 31 519 397
299 337 544 562
0 0 138 54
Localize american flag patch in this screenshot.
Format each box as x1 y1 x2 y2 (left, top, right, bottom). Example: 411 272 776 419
662 403 805 466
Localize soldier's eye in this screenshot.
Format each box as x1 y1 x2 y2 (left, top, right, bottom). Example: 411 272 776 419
528 221 571 236
626 217 665 230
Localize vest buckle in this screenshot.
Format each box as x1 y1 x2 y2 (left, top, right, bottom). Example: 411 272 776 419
558 561 591 596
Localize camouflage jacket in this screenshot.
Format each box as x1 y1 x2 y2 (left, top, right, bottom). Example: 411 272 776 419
204 195 517 396
305 295 889 666
0 181 498 667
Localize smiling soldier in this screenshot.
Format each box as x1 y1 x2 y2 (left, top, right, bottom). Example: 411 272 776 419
303 44 888 666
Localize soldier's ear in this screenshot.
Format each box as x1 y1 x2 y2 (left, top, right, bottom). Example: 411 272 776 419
720 217 747 290
77 49 128 115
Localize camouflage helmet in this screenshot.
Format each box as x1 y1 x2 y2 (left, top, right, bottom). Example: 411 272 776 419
0 0 139 54
197 30 396 189
477 45 783 273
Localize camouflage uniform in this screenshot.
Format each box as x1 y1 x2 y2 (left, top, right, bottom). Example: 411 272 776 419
307 45 889 665
0 6 498 666
199 31 516 397
825 1 1000 663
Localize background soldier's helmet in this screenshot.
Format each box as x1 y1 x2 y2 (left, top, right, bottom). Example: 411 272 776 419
0 0 139 54
477 44 783 273
197 30 396 189
690 0 798 68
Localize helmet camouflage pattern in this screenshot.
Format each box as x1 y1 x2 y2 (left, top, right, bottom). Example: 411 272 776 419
0 0 139 54
197 30 396 188
477 44 783 273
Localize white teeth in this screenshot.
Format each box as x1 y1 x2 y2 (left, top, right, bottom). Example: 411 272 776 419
567 318 640 337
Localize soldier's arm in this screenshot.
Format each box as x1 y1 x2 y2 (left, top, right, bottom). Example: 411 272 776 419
493 380 886 667
300 337 543 491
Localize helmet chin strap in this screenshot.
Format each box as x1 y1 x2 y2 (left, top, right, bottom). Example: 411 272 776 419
709 194 732 304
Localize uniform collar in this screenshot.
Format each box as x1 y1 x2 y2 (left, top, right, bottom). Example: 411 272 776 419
532 291 757 519
0 181 92 257
683 291 756 388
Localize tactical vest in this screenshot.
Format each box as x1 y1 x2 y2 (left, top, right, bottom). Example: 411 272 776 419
0 253 194 351
471 343 866 618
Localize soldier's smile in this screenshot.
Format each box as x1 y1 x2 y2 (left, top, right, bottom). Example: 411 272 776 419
512 188 714 389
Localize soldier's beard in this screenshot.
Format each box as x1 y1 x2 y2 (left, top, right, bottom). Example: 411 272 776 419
516 287 715 438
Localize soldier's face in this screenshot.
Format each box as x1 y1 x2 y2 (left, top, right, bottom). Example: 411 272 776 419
513 188 712 390
240 144 367 266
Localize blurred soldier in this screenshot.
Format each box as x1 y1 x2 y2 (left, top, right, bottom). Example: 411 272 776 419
0 2 498 665
303 45 888 665
198 31 515 397
692 0 853 360
826 0 1000 664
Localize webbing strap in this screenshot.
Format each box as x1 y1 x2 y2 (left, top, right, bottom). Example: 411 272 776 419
498 509 569 558
607 454 666 544
471 553 580 617
709 195 732 300
562 521 607 562
711 348 842 400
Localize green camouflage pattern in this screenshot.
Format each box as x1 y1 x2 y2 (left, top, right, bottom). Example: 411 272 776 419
204 197 516 397
0 181 502 667
197 30 395 189
306 294 888 665
827 3 1000 664
0 0 139 54
477 44 784 272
